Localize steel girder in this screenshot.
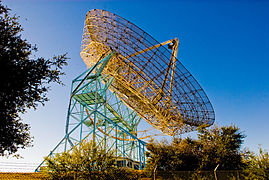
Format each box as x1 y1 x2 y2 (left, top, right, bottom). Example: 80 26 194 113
35 53 146 172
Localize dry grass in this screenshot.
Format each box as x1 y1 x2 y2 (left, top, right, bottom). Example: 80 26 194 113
0 172 48 179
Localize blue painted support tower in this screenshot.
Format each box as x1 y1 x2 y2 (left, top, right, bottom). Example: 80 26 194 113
35 53 146 171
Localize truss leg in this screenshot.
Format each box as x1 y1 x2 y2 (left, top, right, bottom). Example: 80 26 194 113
35 53 146 172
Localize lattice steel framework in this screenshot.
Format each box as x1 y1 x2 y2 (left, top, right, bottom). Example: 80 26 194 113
36 9 215 171
81 9 215 136
36 53 146 171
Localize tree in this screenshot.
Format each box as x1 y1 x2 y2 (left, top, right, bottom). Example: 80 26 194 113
243 146 269 179
44 139 139 180
197 124 246 170
146 138 201 172
146 138 202 179
146 124 246 173
0 2 68 156
44 140 115 179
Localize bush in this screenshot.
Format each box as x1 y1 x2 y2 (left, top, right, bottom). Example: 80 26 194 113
44 139 114 179
243 146 269 179
43 139 141 179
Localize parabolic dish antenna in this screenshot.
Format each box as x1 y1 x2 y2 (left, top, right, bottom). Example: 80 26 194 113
36 9 215 171
81 9 215 136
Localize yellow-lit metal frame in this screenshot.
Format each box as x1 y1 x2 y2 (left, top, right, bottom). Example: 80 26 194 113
81 9 215 136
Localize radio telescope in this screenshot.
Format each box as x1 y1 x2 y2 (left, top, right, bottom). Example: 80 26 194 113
81 9 215 135
36 9 214 171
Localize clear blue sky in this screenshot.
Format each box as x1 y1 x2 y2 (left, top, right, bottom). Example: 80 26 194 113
1 0 269 171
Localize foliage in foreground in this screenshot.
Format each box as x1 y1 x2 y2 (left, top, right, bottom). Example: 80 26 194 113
44 139 140 180
146 124 269 179
43 126 269 179
146 124 246 173
243 146 269 179
197 124 245 170
0 2 68 156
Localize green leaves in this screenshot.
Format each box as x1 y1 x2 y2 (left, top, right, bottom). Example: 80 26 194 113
243 146 269 179
197 124 246 170
44 139 116 179
146 138 201 172
0 2 68 156
146 124 246 172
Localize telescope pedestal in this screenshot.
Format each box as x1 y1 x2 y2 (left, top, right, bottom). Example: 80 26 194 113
36 53 146 171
